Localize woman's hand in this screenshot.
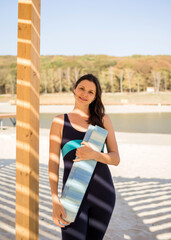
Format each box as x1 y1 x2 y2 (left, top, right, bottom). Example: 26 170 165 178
74 141 95 162
52 198 70 228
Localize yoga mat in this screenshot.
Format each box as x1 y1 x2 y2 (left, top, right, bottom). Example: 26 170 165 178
60 125 108 224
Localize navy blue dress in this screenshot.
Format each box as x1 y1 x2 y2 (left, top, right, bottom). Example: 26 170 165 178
60 114 116 240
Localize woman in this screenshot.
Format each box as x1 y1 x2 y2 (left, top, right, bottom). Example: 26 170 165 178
49 74 120 240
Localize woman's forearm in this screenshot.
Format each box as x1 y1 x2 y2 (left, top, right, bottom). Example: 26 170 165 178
93 151 120 166
49 158 60 204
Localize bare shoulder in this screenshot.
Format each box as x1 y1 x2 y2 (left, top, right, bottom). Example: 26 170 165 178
50 114 65 136
103 114 111 123
102 114 113 129
51 114 64 126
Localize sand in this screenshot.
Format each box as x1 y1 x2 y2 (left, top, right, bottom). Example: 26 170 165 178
0 104 171 240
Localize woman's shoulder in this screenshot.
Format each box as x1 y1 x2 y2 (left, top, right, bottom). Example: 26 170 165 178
52 113 65 124
50 114 65 134
102 114 111 123
102 114 113 129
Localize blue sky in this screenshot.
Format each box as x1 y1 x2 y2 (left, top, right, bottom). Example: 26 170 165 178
1 0 171 56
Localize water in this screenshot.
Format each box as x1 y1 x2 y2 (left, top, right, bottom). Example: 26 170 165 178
39 112 171 134
2 112 171 134
109 112 171 134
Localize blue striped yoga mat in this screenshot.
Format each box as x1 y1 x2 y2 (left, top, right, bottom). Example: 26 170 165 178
60 125 108 225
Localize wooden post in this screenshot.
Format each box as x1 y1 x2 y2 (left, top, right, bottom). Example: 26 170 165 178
15 0 41 239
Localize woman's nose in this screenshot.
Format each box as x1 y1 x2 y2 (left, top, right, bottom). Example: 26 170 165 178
83 91 88 98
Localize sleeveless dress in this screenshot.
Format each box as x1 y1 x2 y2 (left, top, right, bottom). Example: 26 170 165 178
60 114 116 240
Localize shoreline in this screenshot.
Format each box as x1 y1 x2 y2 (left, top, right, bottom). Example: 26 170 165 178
1 102 171 113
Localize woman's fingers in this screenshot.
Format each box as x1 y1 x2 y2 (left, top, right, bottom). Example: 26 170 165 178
81 141 91 148
60 206 70 224
81 141 87 146
73 158 81 162
60 206 66 218
53 204 70 227
60 208 70 225
53 218 64 227
53 215 70 227
54 217 70 227
60 217 70 226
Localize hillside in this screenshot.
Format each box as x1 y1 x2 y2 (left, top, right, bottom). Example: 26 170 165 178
0 54 171 94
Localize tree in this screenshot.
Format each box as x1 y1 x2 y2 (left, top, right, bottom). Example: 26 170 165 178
135 73 144 93
58 68 62 92
152 71 161 93
119 70 124 93
125 69 134 93
74 67 79 82
161 71 169 91
156 72 161 93
43 69 47 93
48 68 55 93
67 67 71 92
5 73 12 94
109 66 114 92
152 71 157 92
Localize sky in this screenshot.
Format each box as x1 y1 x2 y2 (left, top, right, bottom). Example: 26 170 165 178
1 0 171 56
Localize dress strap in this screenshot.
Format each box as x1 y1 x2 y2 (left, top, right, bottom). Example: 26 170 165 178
64 113 71 125
64 113 68 121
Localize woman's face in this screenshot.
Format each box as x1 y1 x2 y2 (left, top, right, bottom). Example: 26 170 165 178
74 80 96 105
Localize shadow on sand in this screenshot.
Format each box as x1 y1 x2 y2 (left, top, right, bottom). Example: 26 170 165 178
0 159 171 240
109 176 171 240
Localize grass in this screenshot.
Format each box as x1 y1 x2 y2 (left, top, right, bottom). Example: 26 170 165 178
0 92 171 105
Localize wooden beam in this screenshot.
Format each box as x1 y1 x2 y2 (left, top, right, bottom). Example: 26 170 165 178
16 0 40 239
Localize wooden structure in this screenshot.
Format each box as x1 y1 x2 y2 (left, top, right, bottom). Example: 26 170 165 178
15 0 41 239
0 113 16 129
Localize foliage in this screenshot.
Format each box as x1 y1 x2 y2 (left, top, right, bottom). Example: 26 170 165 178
0 55 171 94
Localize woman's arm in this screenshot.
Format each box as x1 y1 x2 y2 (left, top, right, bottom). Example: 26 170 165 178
48 115 70 227
75 114 120 166
48 115 63 204
93 114 120 166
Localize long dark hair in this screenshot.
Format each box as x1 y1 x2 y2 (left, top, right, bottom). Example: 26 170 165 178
73 74 105 128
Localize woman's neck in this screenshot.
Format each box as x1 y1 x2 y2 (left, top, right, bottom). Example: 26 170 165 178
72 105 90 118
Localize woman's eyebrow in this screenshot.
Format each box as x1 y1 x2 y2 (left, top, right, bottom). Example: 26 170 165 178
89 90 95 92
79 85 95 92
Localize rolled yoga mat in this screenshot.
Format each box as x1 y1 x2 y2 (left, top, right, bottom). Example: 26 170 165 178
60 125 108 225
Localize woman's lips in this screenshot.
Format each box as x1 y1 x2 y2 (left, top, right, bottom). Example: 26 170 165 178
79 97 87 101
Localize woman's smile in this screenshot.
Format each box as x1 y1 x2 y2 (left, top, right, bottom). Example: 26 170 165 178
79 96 88 101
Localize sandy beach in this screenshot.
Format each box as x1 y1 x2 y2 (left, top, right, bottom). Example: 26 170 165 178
0 104 171 240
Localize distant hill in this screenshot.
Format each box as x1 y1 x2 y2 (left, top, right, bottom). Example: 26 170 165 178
0 54 171 94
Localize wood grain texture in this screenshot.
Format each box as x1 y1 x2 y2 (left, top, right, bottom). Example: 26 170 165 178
16 1 40 239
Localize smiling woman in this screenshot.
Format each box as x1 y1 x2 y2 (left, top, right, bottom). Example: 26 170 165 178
72 74 105 128
74 81 96 103
48 74 120 240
